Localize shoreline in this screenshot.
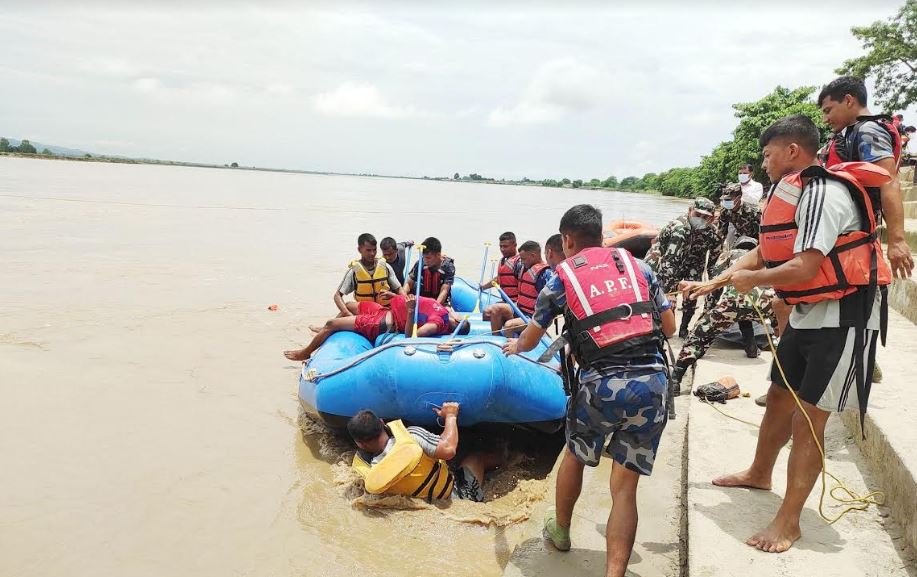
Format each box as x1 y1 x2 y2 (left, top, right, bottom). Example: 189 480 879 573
0 151 671 197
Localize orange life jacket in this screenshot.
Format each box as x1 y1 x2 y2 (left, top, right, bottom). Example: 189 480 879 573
497 255 521 301
516 263 550 316
759 162 891 305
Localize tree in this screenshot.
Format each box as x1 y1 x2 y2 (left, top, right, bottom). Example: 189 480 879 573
231 162 239 168
41 148 53 155
619 176 639 189
561 178 571 186
453 172 460 180
602 175 619 189
572 179 583 188
837 0 917 111
589 178 602 187
0 138 9 152
18 139 37 154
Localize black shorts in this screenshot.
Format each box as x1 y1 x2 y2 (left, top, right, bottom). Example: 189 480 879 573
770 325 878 413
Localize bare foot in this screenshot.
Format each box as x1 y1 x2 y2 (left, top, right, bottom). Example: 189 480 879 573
746 517 801 553
309 325 323 334
283 349 311 361
712 469 771 490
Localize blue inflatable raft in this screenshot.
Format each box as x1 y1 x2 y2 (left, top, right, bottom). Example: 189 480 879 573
298 281 567 431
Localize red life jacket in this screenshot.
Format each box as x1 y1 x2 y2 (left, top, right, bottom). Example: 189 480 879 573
418 257 454 301
555 247 661 365
759 162 891 305
516 262 550 316
497 255 521 301
825 115 902 168
824 116 902 218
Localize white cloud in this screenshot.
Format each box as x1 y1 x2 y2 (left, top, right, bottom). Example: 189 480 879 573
264 82 295 97
313 82 415 119
488 58 608 127
132 77 162 94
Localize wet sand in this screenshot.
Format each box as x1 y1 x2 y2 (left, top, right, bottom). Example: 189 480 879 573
0 156 689 576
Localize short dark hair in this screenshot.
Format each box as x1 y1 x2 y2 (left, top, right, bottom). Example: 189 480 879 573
519 240 541 253
498 231 516 243
421 237 442 254
559 204 603 247
347 410 384 441
817 76 867 107
741 163 754 171
894 114 903 121
379 237 397 250
905 126 916 133
545 233 563 253
759 114 821 156
456 318 472 335
357 233 377 247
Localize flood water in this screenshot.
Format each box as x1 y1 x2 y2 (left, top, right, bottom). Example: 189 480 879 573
0 156 688 577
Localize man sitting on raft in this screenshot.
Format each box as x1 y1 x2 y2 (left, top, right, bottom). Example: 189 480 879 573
284 294 470 362
334 233 405 316
404 237 455 306
348 403 503 502
488 236 564 336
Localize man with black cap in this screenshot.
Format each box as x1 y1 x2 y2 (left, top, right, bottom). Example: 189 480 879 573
646 198 723 338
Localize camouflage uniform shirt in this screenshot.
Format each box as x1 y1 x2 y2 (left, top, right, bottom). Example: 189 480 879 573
717 201 761 250
645 214 723 293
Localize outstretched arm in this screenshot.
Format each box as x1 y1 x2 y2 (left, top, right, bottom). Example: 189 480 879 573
431 403 459 460
874 157 913 278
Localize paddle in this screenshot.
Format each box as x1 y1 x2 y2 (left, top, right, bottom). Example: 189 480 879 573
402 242 413 283
411 244 426 338
474 242 490 313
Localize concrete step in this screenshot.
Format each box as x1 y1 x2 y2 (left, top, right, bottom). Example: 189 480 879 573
889 276 917 325
687 345 915 575
840 307 917 564
905 201 917 220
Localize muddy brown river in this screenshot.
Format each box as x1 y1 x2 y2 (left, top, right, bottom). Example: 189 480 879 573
0 156 688 576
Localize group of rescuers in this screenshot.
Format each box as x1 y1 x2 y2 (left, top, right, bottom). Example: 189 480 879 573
283 77 914 575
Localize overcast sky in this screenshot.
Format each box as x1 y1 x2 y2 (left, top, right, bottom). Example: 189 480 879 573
0 2 910 180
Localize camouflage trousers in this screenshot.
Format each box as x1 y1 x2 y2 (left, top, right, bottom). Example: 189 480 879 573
565 368 668 475
676 288 777 369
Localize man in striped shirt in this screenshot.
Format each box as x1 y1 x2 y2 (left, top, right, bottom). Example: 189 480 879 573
683 115 886 554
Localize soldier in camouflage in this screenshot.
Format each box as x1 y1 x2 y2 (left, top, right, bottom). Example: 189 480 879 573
717 182 761 251
670 237 778 389
645 198 723 338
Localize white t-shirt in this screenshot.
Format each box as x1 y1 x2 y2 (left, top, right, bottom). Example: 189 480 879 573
741 180 764 205
788 175 881 330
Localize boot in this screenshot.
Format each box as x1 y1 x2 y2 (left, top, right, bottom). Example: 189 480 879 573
678 313 692 339
670 365 688 396
738 320 759 358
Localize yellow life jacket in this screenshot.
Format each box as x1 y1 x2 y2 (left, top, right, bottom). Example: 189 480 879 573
352 259 391 306
351 420 454 501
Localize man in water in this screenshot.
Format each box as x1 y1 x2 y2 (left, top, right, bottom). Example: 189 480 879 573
284 294 469 362
645 199 722 338
348 403 503 502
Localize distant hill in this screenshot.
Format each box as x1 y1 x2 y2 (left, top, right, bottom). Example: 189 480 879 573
3 137 94 157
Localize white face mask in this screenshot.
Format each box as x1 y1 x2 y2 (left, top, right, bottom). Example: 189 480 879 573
738 173 751 184
688 216 708 230
722 200 735 210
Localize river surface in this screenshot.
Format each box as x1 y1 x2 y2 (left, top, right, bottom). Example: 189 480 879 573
0 156 688 577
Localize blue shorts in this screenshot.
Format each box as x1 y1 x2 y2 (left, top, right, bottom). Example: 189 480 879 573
565 369 668 475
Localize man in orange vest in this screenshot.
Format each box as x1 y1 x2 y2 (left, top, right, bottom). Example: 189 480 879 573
683 114 890 554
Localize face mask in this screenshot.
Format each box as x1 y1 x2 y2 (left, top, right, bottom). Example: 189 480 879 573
738 173 751 184
722 200 735 210
689 216 708 230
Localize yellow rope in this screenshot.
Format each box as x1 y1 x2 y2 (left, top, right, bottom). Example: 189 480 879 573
682 272 885 522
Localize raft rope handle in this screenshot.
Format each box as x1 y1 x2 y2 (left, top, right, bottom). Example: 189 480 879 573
306 337 561 383
691 270 886 524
